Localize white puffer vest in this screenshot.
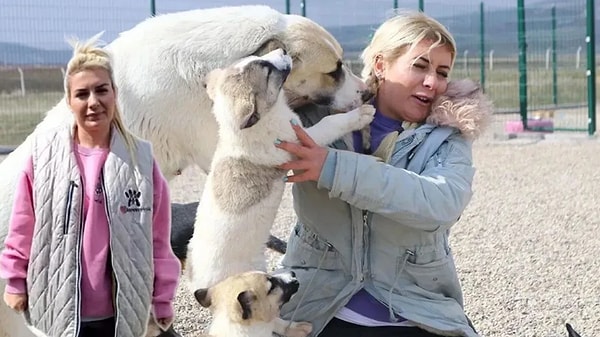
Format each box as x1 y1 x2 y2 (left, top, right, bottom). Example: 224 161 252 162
26 125 155 337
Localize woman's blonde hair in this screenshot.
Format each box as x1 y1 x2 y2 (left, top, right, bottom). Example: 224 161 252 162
361 10 457 95
65 32 138 163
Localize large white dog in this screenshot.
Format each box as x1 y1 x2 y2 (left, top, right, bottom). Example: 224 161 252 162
0 5 368 337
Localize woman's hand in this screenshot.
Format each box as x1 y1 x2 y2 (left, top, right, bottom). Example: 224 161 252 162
275 120 328 183
3 291 27 312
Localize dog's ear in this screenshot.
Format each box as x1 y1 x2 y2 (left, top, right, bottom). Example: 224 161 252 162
237 290 257 320
204 68 223 101
236 97 259 129
252 38 287 57
566 323 583 337
194 288 211 308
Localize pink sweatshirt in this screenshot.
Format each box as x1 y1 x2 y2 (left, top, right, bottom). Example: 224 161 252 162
0 145 181 320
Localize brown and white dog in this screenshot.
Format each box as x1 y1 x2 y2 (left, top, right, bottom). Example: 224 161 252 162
193 271 302 337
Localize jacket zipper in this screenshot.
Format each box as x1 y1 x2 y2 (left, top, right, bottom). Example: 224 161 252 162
63 180 78 234
74 177 84 336
100 171 119 337
361 210 370 282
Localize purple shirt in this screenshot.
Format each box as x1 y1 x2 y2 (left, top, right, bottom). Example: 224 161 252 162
352 107 404 154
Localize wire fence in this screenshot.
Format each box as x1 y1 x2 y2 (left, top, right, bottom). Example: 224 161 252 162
0 0 596 146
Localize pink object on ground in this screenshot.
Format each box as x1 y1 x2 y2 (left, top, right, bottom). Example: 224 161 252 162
504 119 554 133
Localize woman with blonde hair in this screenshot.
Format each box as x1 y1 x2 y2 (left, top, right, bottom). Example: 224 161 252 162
0 34 181 337
275 10 491 337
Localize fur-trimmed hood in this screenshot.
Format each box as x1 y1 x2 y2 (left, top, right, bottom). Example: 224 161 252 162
426 78 493 140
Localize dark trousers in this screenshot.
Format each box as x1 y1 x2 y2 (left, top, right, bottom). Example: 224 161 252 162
78 317 115 337
318 318 449 337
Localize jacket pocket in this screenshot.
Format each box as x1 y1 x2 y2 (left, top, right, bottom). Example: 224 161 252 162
62 180 78 235
281 223 345 271
400 252 463 303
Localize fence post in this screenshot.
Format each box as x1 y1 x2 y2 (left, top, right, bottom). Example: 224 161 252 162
489 50 494 70
463 50 469 76
517 0 528 129
150 0 156 16
17 67 25 96
393 0 398 9
285 0 290 14
418 0 424 12
586 0 596 135
300 0 306 16
552 5 558 106
479 2 485 92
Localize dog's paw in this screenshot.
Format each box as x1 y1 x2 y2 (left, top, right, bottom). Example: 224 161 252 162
284 321 313 337
349 104 376 130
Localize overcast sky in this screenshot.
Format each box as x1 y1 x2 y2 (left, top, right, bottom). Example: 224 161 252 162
3 0 514 50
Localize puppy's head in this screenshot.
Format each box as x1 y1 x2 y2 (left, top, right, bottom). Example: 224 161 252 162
280 15 371 112
205 48 291 131
194 271 299 324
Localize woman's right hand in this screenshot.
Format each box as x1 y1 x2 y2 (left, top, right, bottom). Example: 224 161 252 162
3 291 27 312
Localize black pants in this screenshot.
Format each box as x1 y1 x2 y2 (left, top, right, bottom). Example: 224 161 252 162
78 317 115 337
318 318 449 337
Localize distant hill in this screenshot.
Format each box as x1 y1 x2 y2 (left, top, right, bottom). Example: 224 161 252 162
0 42 71 66
0 2 596 66
328 3 592 59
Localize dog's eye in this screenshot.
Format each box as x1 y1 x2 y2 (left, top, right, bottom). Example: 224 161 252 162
267 279 278 294
326 61 343 81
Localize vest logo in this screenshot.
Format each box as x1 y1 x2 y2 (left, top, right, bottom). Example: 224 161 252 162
126 189 141 207
120 189 151 214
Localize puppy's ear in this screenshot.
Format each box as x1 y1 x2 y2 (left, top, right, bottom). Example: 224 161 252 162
237 290 257 320
236 97 259 129
204 68 223 101
194 288 211 308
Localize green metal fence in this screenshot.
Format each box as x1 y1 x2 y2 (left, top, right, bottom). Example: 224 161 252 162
0 0 597 146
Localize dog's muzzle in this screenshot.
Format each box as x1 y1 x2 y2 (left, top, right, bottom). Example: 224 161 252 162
272 271 300 304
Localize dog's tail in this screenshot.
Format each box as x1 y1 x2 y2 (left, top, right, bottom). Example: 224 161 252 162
566 323 583 337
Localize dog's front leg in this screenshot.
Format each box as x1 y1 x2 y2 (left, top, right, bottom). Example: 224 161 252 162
273 317 313 337
304 104 375 146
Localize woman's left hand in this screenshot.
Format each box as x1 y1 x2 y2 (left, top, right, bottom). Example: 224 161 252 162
275 120 328 183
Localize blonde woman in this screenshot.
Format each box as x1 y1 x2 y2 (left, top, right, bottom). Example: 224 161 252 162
275 10 491 337
0 35 181 337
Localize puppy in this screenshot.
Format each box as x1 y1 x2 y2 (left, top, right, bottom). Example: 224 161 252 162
193 271 300 337
185 48 374 337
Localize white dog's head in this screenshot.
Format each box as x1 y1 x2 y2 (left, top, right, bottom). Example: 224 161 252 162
205 48 291 131
194 271 300 327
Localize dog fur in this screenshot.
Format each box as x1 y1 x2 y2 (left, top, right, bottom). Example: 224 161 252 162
106 5 369 179
185 49 374 337
0 6 368 336
185 48 373 289
192 271 301 337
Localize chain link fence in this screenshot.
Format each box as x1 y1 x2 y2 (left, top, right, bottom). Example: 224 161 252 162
0 0 596 146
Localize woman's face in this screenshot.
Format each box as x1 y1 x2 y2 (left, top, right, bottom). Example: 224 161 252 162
67 68 116 135
375 40 453 123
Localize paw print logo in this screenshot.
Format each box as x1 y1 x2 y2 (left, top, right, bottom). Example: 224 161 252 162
125 189 141 207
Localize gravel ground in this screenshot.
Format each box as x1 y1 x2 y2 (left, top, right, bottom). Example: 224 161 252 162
1 121 599 337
